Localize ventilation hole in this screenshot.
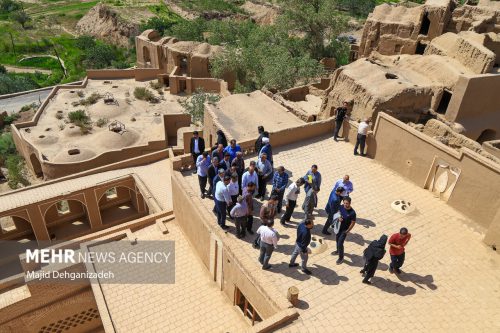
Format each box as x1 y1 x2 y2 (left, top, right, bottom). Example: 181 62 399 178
39 135 45 139
385 73 398 79
401 205 407 210
68 149 80 155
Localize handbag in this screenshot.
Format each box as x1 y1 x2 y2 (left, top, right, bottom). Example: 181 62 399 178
331 212 341 234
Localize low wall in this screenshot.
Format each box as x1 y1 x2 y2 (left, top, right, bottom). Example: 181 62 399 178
86 68 165 81
482 140 500 159
368 113 500 245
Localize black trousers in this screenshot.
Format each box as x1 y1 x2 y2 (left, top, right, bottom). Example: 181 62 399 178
257 174 269 197
336 232 347 260
247 215 254 231
272 189 285 213
362 258 379 282
280 200 296 222
390 253 405 270
322 211 334 233
192 153 201 165
354 134 367 155
334 120 343 140
198 175 207 195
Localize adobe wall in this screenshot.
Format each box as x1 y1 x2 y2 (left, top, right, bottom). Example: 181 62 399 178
0 279 102 332
86 68 165 81
171 171 295 323
163 113 191 141
445 74 500 141
369 113 500 235
482 140 500 158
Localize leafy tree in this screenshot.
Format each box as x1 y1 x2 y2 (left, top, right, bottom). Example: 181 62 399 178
75 35 96 50
167 18 207 41
0 0 21 13
84 44 116 69
338 0 376 17
6 154 29 189
180 89 220 125
278 0 348 59
11 9 30 29
324 38 351 66
0 73 39 95
0 133 16 159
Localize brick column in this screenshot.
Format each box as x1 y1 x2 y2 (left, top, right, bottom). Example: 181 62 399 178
82 189 103 230
26 206 50 242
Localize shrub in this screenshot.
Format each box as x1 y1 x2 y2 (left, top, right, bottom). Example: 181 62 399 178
55 113 63 120
75 92 101 106
0 133 16 165
134 87 159 103
96 118 109 127
68 110 90 124
20 103 36 112
6 155 29 189
77 90 84 98
180 89 220 125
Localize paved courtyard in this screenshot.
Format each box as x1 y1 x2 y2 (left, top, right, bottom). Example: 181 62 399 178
96 223 248 332
183 134 500 332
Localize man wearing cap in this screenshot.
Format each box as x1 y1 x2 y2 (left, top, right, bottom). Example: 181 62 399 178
190 131 205 174
388 228 411 274
214 175 232 230
333 101 349 141
259 137 273 165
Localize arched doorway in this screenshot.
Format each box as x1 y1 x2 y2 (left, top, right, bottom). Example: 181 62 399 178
44 200 90 240
143 46 151 66
29 153 43 178
97 186 147 225
477 129 496 144
0 215 37 279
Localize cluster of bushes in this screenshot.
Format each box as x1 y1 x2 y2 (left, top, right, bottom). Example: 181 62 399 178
74 35 131 70
0 132 28 189
68 110 92 134
0 72 41 95
133 87 159 103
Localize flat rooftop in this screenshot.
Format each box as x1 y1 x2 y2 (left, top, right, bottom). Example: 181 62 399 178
213 91 304 141
92 222 248 332
18 79 185 163
181 135 500 332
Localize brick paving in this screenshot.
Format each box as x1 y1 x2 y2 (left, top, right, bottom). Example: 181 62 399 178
95 223 248 332
183 134 500 332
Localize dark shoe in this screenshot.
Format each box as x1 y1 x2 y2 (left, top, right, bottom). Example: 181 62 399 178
289 263 299 268
336 258 343 265
361 153 367 157
247 229 254 235
389 267 394 274
240 232 246 238
354 151 359 155
332 251 339 255
193 170 197 174
362 280 372 285
236 234 242 239
359 269 365 274
395 268 402 274
221 225 229 230
322 231 332 235
302 268 312 275
201 194 205 199
262 265 272 270
334 138 338 142
280 220 286 226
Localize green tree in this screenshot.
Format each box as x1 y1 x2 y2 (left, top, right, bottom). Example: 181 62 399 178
180 89 220 125
278 0 348 59
167 18 206 42
0 0 21 13
75 35 96 50
141 16 179 36
84 44 116 69
11 9 30 29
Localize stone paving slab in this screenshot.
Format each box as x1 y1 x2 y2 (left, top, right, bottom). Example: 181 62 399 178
183 135 500 332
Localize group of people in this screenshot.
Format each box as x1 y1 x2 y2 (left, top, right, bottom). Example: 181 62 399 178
190 126 412 284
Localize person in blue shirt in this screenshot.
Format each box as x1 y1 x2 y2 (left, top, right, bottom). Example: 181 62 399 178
333 175 354 198
322 186 344 235
196 151 211 199
271 166 289 214
224 139 241 163
289 219 314 275
259 137 273 165
256 153 273 199
214 175 232 230
303 165 321 194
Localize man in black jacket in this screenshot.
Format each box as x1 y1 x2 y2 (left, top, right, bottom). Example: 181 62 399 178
333 101 349 141
289 219 314 275
360 235 387 285
190 131 205 174
254 126 269 154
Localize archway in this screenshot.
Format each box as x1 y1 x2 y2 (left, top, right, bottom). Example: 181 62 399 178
29 153 43 178
97 186 147 225
44 200 90 240
477 129 496 144
419 12 430 36
143 46 151 66
0 215 35 241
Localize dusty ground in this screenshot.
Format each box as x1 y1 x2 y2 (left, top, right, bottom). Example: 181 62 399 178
19 79 186 163
241 1 279 25
290 94 323 116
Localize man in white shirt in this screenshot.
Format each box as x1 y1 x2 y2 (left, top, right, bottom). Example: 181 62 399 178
214 175 232 230
280 178 306 226
354 118 371 156
227 173 239 218
257 220 279 270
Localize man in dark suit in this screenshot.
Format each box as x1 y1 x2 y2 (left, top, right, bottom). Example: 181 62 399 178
190 131 205 174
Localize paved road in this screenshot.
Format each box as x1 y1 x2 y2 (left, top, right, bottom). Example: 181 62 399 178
0 89 51 114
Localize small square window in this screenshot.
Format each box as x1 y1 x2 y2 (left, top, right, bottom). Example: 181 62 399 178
105 188 118 200
57 201 70 215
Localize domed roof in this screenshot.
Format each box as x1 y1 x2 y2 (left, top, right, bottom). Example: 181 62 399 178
87 99 130 119
53 148 96 163
93 128 140 149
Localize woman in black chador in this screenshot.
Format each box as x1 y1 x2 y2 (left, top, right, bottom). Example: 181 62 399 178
360 235 388 285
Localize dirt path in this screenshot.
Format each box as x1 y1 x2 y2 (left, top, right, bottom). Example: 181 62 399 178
19 55 67 76
163 0 198 20
3 65 52 75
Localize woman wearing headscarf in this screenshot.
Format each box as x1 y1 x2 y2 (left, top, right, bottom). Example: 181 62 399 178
360 234 387 285
216 129 228 147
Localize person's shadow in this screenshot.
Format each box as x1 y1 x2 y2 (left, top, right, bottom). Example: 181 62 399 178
356 218 376 229
395 272 438 290
311 264 349 285
268 261 311 282
370 276 417 296
346 232 370 246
